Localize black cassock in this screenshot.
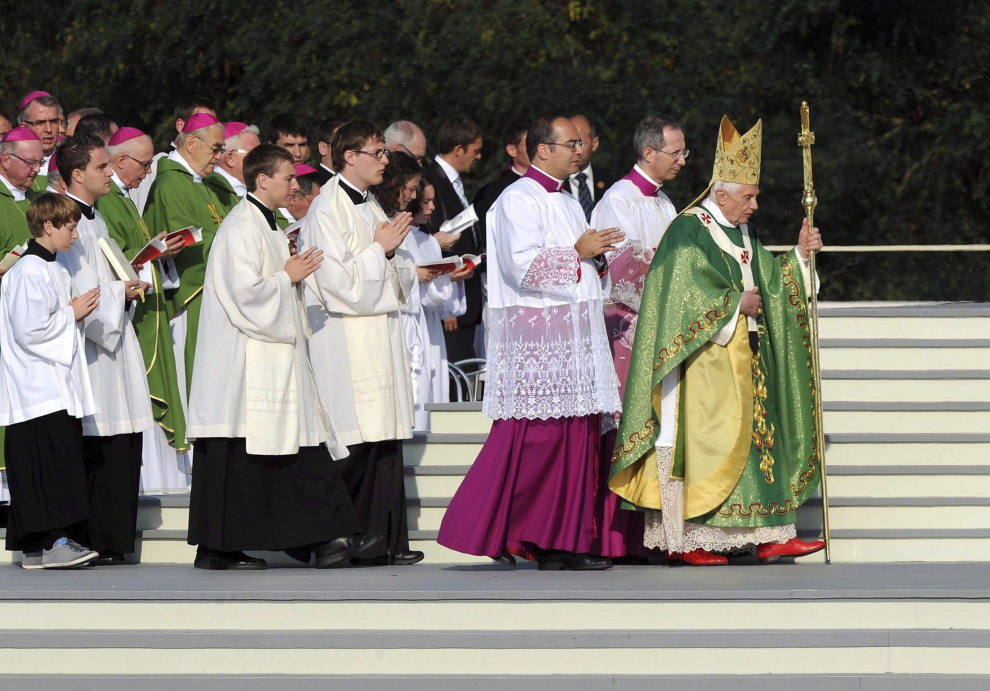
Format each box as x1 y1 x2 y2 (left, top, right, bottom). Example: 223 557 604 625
81 432 143 555
187 438 361 553
337 439 409 559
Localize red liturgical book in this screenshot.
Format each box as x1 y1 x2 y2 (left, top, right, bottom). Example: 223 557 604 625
131 226 203 266
417 253 486 276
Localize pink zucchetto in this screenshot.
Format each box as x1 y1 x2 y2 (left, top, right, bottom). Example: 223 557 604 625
295 164 319 177
1 127 42 143
19 90 51 111
108 126 146 147
223 122 248 139
181 113 221 133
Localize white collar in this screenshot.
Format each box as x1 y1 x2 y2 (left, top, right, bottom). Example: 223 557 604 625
319 162 334 174
701 198 736 228
572 162 594 181
435 155 461 185
167 149 203 183
215 166 246 197
338 174 368 200
41 153 52 175
633 163 662 191
0 173 26 201
511 165 527 177
110 170 127 192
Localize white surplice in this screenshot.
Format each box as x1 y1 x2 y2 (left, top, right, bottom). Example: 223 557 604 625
396 226 466 431
299 176 415 446
186 198 346 458
0 248 98 426
57 202 154 437
484 167 621 421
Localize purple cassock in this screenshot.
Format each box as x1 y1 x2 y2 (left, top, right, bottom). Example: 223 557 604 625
436 165 622 561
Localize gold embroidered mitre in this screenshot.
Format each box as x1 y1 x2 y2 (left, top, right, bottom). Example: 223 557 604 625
712 115 762 185
679 115 763 214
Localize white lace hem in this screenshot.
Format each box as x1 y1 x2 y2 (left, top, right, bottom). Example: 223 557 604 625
482 300 621 420
643 445 796 554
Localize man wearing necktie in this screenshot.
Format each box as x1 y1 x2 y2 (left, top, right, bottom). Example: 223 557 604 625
422 116 485 369
563 114 619 222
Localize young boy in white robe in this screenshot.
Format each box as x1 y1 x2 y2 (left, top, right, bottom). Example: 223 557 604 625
0 193 102 569
58 134 155 566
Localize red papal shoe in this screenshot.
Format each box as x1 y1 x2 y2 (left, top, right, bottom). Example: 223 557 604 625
666 549 728 566
757 538 826 565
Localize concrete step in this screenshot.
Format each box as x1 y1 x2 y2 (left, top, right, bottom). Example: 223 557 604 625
817 340 990 370
822 371 990 402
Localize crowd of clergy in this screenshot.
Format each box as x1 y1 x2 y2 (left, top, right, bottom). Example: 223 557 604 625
0 90 826 572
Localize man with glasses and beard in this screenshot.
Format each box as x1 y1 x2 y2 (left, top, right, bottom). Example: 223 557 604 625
437 116 624 571
299 120 423 567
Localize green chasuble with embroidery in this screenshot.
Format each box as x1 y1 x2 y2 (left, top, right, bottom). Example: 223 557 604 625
143 158 224 390
202 172 240 216
97 181 189 452
0 185 33 255
609 206 821 529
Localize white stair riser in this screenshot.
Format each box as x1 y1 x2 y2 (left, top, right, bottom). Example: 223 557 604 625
0 600 986 631
819 348 990 370
404 443 484 466
822 379 990 402
826 443 990 467
827 505 990 530
819 316 990 339
3 646 988 676
829 475 990 498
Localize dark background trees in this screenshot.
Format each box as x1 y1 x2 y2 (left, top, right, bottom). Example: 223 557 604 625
2 0 987 300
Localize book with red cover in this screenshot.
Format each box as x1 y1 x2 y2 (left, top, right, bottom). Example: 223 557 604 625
417 253 486 276
131 226 202 266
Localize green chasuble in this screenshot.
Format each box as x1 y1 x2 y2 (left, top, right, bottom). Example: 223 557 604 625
97 182 189 452
29 174 48 197
0 186 29 470
202 172 240 215
275 211 290 231
143 158 225 390
0 184 32 255
610 205 821 530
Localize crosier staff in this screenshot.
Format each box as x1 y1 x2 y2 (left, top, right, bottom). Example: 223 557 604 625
798 101 831 564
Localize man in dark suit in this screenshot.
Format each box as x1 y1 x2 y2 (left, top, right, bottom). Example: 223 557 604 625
314 117 347 185
472 120 530 252
565 114 619 222
422 116 484 367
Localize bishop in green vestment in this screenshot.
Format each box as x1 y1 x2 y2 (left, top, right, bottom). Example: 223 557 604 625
609 116 826 565
202 121 261 216
143 113 226 390
98 126 189 453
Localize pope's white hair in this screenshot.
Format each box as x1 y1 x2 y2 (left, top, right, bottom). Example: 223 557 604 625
224 124 260 152
709 180 743 202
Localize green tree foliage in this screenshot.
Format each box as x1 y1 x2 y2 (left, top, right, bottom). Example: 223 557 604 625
2 0 987 299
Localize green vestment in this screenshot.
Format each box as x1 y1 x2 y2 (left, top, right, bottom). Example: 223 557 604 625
142 158 225 390
202 172 240 216
609 207 821 530
275 212 290 231
0 186 29 470
97 181 189 452
29 174 48 197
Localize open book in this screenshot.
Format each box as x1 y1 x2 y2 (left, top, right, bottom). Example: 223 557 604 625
417 253 485 276
98 237 144 303
437 205 478 238
132 226 203 266
0 241 29 272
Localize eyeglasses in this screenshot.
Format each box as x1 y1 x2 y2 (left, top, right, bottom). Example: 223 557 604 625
658 149 690 160
21 118 61 129
395 143 424 164
354 148 390 161
123 154 154 171
544 139 584 152
7 153 43 170
204 142 225 155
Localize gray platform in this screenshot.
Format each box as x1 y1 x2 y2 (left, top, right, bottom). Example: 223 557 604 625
2 562 990 602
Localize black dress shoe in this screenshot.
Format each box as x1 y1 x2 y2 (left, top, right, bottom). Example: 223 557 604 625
194 549 267 571
611 554 650 566
315 533 384 569
538 551 612 571
492 549 516 568
350 554 389 567
95 551 125 566
392 550 424 566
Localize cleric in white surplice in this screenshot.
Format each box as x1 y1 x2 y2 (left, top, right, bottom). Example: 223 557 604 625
185 144 380 571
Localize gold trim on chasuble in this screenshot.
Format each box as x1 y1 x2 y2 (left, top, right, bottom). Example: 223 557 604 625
608 294 734 511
